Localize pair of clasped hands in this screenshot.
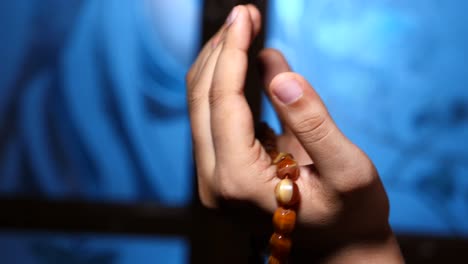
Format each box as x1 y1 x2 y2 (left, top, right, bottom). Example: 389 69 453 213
186 4 404 263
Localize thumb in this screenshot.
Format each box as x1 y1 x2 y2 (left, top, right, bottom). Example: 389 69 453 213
268 72 362 177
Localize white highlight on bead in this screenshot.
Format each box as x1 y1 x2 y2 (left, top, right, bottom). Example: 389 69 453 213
275 179 295 205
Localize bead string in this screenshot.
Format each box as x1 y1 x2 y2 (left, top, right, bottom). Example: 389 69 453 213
258 123 301 264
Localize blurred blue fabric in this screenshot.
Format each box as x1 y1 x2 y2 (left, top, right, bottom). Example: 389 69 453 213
0 0 197 203
1 0 468 263
0 0 200 263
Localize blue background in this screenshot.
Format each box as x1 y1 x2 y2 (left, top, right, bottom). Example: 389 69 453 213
0 0 467 263
264 0 468 236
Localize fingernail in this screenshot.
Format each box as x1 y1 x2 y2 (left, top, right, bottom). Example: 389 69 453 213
273 78 303 105
226 6 239 26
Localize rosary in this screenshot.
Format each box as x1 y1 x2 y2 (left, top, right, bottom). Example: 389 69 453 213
258 123 300 264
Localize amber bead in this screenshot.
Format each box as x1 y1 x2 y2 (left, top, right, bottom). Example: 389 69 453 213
277 157 299 180
270 233 292 258
273 152 293 164
273 207 296 234
275 179 300 206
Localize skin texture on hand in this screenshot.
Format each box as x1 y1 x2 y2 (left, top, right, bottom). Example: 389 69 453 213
186 4 404 263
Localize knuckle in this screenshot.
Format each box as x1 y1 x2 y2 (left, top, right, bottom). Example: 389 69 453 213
199 197 210 207
217 180 237 201
198 190 217 209
313 199 341 225
353 155 377 188
358 156 378 180
293 112 330 145
215 169 236 201
335 157 378 194
215 167 251 202
208 87 225 109
187 87 205 110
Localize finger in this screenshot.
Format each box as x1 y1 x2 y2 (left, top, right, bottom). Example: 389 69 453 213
189 5 261 173
187 12 233 206
189 5 262 206
246 4 262 37
194 4 261 93
209 5 262 163
186 23 228 87
187 4 260 87
267 72 365 177
188 43 225 206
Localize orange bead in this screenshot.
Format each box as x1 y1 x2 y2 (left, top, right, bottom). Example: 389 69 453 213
273 153 299 180
276 155 296 168
269 233 292 258
274 179 300 207
277 158 299 180
273 207 296 234
273 152 293 164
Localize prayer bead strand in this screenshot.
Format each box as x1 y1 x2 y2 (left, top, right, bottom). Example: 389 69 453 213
258 123 301 264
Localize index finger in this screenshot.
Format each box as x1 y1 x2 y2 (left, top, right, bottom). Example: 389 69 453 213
209 5 261 163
